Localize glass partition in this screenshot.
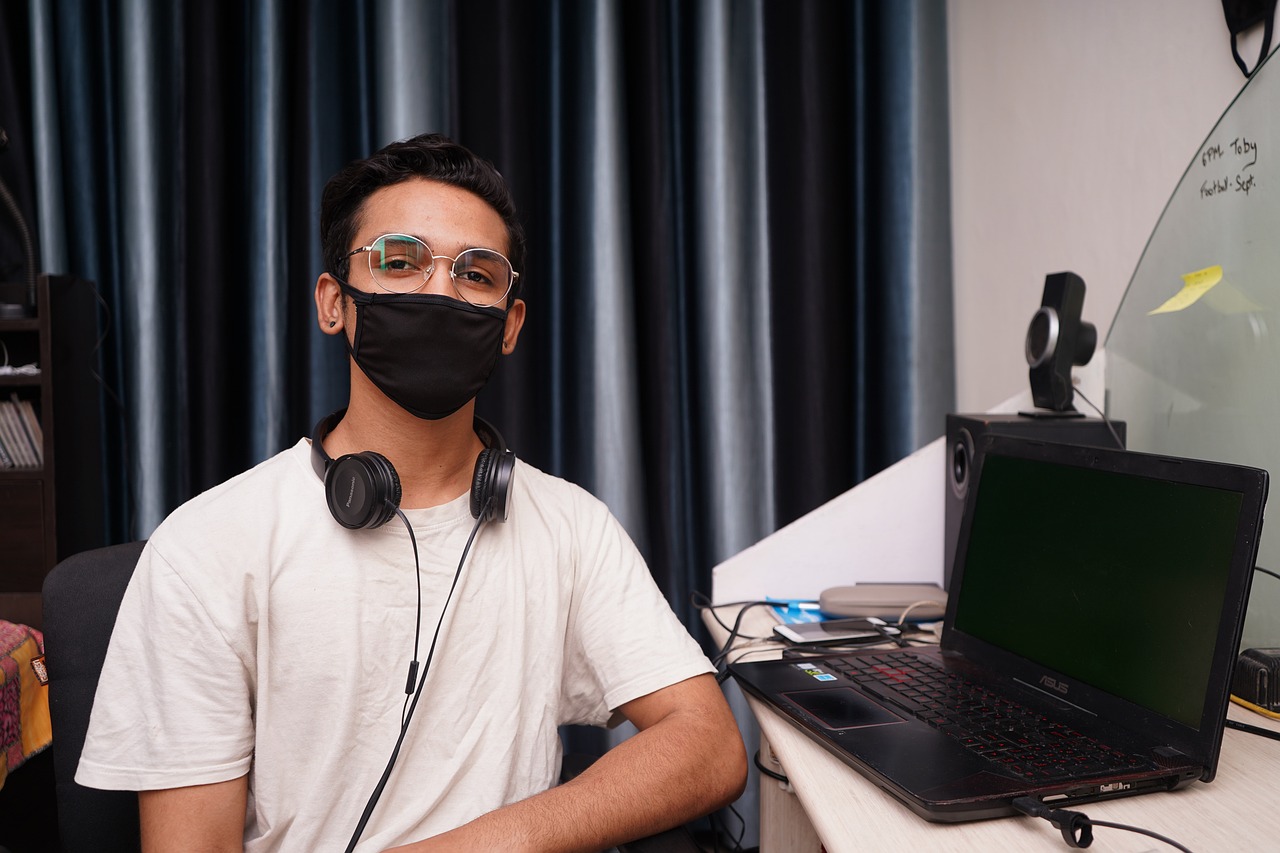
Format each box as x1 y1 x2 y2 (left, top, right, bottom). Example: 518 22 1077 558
1107 47 1280 650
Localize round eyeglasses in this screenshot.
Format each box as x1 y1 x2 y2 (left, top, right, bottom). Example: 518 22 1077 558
343 233 519 308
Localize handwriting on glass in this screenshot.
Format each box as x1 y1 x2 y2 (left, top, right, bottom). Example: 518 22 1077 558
1199 136 1259 199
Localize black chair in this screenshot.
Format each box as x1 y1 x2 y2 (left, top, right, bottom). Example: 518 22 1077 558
42 541 146 853
41 543 702 853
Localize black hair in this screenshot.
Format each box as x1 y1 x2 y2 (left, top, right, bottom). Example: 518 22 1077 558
320 133 526 301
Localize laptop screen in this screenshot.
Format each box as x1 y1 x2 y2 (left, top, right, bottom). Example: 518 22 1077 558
952 448 1246 729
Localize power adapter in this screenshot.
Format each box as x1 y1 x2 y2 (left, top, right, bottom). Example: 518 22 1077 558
1232 648 1280 711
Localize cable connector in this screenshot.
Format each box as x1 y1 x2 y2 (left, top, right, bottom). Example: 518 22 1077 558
1013 796 1095 848
404 660 419 695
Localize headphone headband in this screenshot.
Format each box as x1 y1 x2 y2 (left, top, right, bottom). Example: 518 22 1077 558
310 409 514 526
310 409 346 481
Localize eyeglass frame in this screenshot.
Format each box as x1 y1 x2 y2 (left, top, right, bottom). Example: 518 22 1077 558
341 232 521 308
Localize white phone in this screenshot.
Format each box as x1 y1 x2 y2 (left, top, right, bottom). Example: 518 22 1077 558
772 617 899 645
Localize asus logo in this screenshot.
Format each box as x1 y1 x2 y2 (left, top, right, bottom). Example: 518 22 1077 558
1039 675 1069 695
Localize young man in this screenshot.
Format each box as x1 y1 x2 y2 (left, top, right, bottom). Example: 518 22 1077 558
77 134 746 851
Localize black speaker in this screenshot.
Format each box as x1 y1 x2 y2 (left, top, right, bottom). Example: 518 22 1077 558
310 409 515 529
944 413 1125 589
1026 272 1097 412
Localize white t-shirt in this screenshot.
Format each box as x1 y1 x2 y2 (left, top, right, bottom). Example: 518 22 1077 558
76 439 713 851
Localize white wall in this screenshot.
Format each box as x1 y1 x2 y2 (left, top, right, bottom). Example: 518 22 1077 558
948 0 1260 412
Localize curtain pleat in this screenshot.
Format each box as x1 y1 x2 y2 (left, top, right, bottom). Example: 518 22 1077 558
617 0 693 611
183 2 234 494
374 0 452 147
764 1 862 517
873 3 956 463
577 2 648 540
244 2 287 463
904 3 957 448
306 0 366 429
117 0 182 534
687 0 777 570
28 2 65 275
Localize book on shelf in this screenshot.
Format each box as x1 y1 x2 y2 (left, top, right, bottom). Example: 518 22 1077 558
0 402 25 466
0 400 39 468
15 397 42 458
0 403 19 465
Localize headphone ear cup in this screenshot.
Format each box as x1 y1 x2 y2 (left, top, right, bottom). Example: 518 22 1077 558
489 449 515 523
471 448 494 520
470 447 516 522
326 451 401 529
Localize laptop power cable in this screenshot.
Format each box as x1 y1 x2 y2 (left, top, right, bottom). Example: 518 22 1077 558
1011 796 1193 852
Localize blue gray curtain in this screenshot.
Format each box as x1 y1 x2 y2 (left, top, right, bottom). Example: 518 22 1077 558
5 0 952 843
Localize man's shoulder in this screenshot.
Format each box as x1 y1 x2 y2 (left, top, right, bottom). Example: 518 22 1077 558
511 459 610 515
156 439 314 534
141 440 321 589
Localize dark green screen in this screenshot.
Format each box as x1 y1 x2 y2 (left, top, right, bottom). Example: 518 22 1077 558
953 454 1244 728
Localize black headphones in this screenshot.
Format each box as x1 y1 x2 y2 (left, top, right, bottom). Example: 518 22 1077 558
310 409 515 529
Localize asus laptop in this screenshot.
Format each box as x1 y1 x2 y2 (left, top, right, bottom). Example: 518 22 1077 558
729 433 1268 821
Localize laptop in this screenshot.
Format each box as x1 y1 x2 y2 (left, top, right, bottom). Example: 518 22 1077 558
729 433 1268 822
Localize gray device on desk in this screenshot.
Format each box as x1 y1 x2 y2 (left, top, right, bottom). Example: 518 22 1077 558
729 433 1268 822
773 618 900 645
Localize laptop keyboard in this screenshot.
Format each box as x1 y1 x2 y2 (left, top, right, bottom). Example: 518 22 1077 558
825 652 1156 781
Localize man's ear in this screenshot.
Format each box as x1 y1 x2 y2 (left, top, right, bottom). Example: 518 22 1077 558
501 298 527 355
315 273 345 335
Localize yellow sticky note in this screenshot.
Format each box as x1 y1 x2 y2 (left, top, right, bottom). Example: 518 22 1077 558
1148 265 1223 315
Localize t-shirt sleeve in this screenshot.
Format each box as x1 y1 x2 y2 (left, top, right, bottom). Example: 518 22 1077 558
75 541 256 791
558 494 714 726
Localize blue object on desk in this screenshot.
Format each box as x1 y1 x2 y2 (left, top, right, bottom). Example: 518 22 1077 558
767 598 823 624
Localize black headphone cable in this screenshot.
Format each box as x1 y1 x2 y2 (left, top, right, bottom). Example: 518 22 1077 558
344 497 490 852
399 508 424 705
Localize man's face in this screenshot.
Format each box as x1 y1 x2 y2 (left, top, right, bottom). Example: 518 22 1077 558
318 176 527 361
346 177 515 307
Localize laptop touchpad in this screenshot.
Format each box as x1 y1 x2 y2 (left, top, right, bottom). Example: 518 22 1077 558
784 688 904 730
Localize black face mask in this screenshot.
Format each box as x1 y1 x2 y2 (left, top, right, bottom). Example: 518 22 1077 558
338 281 507 420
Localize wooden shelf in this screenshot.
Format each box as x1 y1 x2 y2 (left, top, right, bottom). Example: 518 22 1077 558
0 275 110 631
0 278 57 630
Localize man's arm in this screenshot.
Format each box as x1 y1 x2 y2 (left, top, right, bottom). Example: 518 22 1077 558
391 672 747 853
139 775 248 853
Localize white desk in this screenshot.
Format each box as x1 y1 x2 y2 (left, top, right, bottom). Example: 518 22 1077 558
709 605 1280 852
